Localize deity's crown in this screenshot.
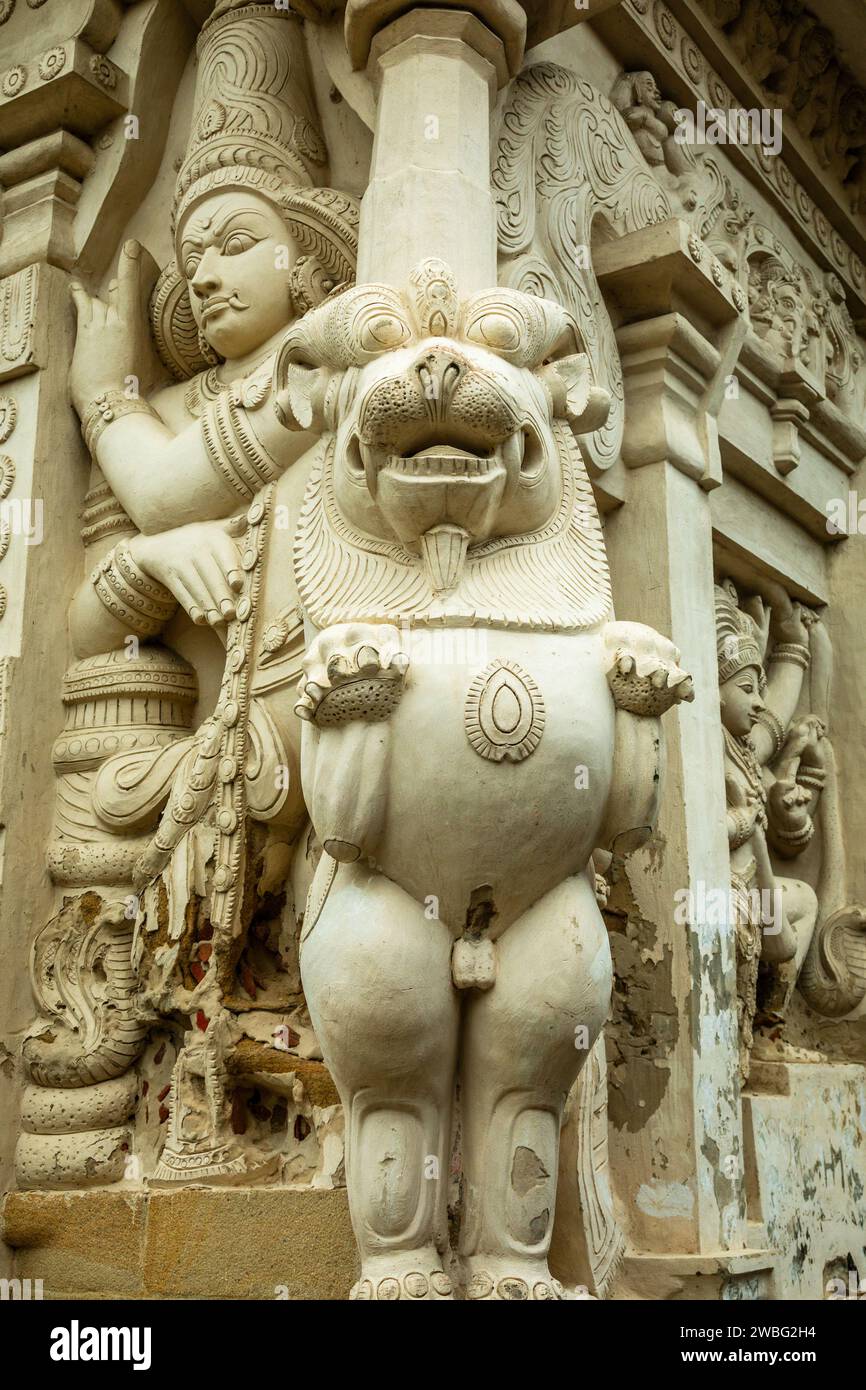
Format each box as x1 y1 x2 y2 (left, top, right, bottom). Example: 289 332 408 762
152 0 358 381
173 1 326 231
715 580 765 686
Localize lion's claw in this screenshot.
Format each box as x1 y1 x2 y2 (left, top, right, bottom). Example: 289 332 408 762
295 623 409 727
603 621 694 716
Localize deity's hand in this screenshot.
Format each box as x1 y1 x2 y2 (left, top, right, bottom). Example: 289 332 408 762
128 517 246 627
794 715 828 775
769 595 809 648
69 240 161 417
767 775 811 832
779 717 814 763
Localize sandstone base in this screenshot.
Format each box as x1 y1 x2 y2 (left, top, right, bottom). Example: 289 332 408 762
1 1187 358 1300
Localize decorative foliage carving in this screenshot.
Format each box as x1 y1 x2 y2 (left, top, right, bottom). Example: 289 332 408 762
493 63 671 477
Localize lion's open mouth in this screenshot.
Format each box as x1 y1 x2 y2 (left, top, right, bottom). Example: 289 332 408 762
388 445 496 477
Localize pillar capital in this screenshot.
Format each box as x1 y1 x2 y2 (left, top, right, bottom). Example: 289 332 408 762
344 0 526 81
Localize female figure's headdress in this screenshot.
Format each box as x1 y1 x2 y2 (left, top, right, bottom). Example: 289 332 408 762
715 579 766 690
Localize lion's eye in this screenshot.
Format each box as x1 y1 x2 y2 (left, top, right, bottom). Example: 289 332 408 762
184 254 201 279
223 232 256 256
359 313 410 353
466 312 521 353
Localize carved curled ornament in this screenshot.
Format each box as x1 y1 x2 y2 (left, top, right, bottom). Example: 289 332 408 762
464 660 545 763
0 457 15 499
0 398 16 443
38 47 66 82
1 66 27 97
1 265 38 371
624 0 866 306
89 55 116 90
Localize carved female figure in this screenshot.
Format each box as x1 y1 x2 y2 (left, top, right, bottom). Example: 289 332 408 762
715 580 828 1079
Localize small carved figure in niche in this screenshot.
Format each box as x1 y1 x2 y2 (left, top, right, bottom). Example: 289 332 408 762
611 71 695 179
813 80 866 184
766 18 834 128
715 580 829 1080
611 69 748 262
846 157 866 218
701 0 743 31
810 272 864 416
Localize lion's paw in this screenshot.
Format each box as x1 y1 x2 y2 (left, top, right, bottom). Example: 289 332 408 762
602 621 694 716
294 622 409 727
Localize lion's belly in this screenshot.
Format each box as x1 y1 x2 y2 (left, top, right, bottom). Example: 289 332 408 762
375 628 614 933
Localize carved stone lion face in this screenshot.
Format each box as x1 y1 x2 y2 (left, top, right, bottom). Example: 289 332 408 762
275 260 609 565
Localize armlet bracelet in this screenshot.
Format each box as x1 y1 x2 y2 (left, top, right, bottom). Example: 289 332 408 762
201 388 280 502
773 819 813 848
753 707 785 758
796 770 825 792
81 391 157 456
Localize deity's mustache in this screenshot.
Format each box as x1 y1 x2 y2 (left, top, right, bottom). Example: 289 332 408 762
200 293 250 322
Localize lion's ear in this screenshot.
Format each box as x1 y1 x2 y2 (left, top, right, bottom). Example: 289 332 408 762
541 353 610 434
273 333 334 432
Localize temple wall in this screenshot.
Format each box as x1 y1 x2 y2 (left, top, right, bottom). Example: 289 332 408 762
0 0 864 1301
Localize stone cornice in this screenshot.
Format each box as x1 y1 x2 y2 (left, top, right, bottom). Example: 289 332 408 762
595 0 866 319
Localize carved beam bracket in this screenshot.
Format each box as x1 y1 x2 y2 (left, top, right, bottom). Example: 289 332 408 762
735 334 866 483
595 217 748 488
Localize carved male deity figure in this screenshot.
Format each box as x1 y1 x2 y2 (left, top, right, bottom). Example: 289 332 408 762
19 2 359 1189
66 6 358 663
715 580 830 1079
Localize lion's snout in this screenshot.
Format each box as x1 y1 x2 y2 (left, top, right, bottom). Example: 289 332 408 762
357 346 522 457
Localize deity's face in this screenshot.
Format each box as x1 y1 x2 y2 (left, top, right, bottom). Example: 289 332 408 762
635 72 661 109
178 189 297 360
719 666 764 739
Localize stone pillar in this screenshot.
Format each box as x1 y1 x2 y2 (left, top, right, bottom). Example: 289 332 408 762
345 0 525 291
594 220 773 1296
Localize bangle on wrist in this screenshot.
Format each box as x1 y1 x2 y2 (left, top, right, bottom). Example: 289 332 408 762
92 540 177 637
768 642 810 670
797 770 825 791
774 819 813 847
